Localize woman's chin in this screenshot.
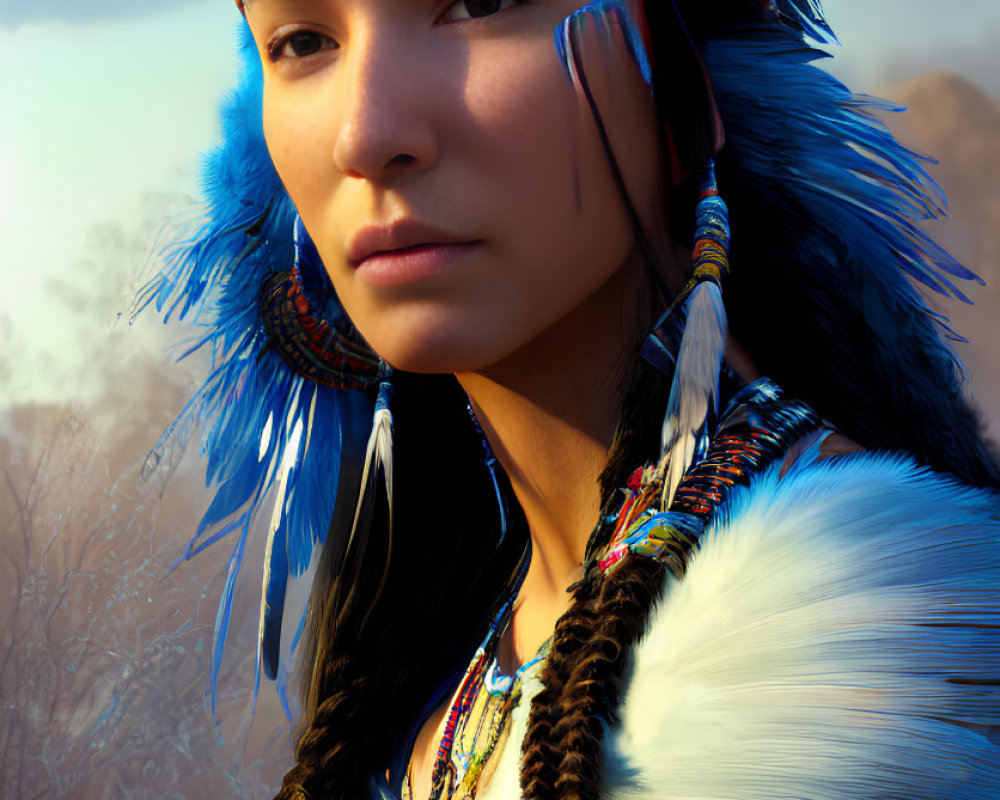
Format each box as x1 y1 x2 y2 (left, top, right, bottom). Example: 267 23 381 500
375 338 500 377
359 313 531 376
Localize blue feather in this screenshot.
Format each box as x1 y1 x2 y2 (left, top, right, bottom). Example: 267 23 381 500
705 33 982 316
769 0 838 45
555 0 653 90
211 509 253 718
133 21 375 712
261 534 288 682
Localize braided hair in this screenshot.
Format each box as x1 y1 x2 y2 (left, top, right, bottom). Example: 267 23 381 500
521 557 667 800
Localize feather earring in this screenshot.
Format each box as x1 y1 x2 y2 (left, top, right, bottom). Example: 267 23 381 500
658 160 731 508
261 216 380 391
347 377 394 570
254 215 383 697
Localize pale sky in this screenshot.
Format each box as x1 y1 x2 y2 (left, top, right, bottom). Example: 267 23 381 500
1 0 999 406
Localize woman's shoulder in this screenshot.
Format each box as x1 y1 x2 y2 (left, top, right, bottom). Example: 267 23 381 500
609 452 1000 799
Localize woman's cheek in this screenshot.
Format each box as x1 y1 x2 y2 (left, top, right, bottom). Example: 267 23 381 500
264 91 328 216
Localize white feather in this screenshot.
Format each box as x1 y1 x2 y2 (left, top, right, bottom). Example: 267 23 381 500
346 402 394 560
660 280 727 507
303 381 318 459
275 536 322 723
258 411 273 462
256 412 304 673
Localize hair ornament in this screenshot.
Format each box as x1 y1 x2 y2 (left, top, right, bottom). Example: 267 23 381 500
598 378 821 574
262 217 381 391
344 377 395 593
656 159 730 507
555 0 654 90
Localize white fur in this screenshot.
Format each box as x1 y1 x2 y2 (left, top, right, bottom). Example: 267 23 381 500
480 454 1000 800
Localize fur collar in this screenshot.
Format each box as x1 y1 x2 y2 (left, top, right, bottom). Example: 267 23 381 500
479 453 1000 800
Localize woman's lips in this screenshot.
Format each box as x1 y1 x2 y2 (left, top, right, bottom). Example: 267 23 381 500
353 241 481 287
348 220 480 286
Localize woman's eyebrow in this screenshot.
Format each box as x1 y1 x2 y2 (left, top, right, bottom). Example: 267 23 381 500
241 0 295 10
243 0 322 6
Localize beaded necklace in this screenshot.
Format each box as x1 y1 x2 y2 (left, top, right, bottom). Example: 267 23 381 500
403 544 538 800
406 378 821 800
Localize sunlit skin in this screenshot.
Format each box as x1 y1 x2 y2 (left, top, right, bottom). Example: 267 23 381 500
243 0 677 793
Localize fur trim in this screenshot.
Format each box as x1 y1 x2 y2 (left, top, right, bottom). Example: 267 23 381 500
481 454 1000 800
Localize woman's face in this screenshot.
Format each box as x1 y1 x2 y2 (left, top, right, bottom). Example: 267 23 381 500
246 0 660 373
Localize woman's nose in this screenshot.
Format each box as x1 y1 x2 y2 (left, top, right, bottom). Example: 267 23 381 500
332 31 441 183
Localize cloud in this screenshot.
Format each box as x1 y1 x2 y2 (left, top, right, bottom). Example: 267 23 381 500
0 0 210 27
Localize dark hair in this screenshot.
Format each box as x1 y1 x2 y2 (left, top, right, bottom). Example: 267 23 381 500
277 371 528 799
277 2 1000 798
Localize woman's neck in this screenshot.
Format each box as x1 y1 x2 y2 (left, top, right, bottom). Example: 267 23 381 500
456 255 645 661
460 369 615 588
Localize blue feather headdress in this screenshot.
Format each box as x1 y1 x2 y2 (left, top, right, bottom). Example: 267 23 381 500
134 0 996 716
133 26 380 717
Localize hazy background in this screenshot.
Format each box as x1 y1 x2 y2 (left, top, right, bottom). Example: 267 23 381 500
1 1 998 797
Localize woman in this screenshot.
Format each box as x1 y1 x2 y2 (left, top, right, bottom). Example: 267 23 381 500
136 0 1000 798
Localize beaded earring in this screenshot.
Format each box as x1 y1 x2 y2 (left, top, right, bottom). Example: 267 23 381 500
261 215 382 391
653 159 731 506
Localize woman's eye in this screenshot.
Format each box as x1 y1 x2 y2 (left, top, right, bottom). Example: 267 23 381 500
439 0 520 23
269 30 337 62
